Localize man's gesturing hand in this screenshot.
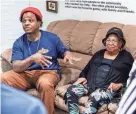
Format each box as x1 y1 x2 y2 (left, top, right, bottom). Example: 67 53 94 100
30 52 52 69
64 51 81 64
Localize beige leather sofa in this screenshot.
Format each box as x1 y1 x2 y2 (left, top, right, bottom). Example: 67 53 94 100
1 20 136 114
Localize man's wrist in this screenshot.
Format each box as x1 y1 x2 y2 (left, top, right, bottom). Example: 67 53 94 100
64 51 69 56
29 56 34 64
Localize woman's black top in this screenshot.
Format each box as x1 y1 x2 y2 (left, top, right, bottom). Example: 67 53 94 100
79 49 134 92
95 58 113 88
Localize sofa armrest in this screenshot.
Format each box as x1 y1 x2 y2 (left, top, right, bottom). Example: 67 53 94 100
0 58 12 74
0 48 12 74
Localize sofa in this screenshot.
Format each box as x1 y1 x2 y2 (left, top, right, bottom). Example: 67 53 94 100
1 20 136 114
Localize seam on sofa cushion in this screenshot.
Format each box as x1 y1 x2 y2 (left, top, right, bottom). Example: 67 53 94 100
47 20 60 32
69 21 81 50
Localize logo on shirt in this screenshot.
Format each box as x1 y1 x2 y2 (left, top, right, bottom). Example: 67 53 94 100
38 48 49 54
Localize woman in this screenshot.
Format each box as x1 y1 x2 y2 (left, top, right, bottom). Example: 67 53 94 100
64 27 134 114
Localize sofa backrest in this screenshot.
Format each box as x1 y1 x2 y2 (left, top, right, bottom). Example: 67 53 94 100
47 20 136 59
1 20 136 73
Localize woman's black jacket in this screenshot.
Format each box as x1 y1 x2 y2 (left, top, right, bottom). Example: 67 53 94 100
79 49 134 92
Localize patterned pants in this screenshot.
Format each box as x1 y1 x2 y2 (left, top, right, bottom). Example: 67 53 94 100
65 84 113 114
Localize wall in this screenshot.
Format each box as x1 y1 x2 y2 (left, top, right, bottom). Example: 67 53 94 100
0 0 1 53
1 0 136 52
43 0 136 27
1 0 29 52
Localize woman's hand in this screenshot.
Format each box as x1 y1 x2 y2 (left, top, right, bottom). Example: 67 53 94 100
73 78 87 85
108 82 123 92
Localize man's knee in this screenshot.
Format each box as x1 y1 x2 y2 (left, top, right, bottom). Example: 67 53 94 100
37 80 53 92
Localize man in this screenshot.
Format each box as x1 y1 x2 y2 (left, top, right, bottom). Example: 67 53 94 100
1 7 79 114
1 83 47 114
116 61 136 114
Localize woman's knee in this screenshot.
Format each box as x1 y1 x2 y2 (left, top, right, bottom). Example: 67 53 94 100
67 85 78 95
67 85 74 93
66 84 84 98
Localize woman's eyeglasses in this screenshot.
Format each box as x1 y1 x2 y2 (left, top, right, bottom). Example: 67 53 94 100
106 39 119 45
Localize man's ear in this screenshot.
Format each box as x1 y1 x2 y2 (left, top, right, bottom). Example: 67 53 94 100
38 21 42 27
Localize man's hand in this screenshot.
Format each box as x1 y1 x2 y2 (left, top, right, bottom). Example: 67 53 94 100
73 78 87 85
64 51 81 64
108 82 123 92
31 52 52 69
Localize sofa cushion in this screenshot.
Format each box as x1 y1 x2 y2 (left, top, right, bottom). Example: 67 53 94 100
55 95 68 111
0 58 12 73
47 20 80 48
0 49 12 73
58 52 92 70
70 21 101 55
57 52 91 86
108 103 118 114
122 25 136 59
57 67 81 87
1 48 12 65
